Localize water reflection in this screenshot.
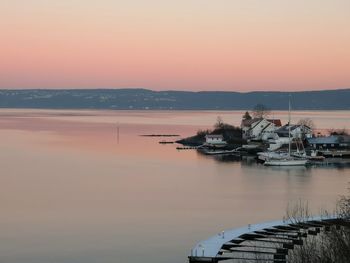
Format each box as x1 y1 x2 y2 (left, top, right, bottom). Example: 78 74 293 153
0 110 349 263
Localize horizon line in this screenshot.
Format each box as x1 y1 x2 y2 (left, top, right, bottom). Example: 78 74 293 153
0 87 349 94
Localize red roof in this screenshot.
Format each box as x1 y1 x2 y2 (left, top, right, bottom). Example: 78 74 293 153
267 119 282 127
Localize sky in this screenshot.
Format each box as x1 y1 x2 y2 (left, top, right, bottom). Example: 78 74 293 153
0 0 349 91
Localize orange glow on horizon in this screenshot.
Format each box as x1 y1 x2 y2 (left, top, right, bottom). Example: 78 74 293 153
0 0 349 91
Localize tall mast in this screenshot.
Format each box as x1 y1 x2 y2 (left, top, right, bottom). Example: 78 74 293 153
288 96 291 157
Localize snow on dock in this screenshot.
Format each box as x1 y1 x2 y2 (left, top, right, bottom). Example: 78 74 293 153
188 215 343 262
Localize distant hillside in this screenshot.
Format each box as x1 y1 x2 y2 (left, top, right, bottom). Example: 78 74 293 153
0 89 349 110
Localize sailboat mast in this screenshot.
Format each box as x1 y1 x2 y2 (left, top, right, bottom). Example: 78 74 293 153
288 97 291 157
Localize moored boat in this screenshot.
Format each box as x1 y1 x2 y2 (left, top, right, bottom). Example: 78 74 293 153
202 149 240 155
318 150 350 158
263 98 307 167
264 158 308 166
257 151 289 161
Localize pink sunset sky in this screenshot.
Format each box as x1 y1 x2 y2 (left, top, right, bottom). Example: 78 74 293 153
0 0 349 91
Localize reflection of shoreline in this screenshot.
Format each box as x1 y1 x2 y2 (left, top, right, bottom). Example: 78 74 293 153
307 158 350 170
210 152 350 171
214 154 242 163
0 109 349 129
0 110 349 263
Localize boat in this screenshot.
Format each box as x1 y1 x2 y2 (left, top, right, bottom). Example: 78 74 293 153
202 149 240 156
257 151 289 161
318 149 350 158
241 143 264 154
307 150 325 161
266 137 291 151
259 137 307 162
264 98 308 166
264 157 308 166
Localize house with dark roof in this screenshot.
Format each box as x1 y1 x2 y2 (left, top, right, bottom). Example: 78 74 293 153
307 135 350 149
275 124 312 139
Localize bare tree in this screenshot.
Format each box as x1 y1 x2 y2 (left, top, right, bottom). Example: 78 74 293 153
328 128 349 136
337 192 350 219
298 118 315 130
285 200 311 224
286 196 350 263
297 118 315 139
196 129 210 138
242 111 252 120
214 116 224 129
252 104 270 119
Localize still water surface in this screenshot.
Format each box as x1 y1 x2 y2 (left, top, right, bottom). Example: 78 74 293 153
0 110 349 263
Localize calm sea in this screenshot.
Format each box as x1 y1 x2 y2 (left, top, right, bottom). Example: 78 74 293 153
0 109 349 263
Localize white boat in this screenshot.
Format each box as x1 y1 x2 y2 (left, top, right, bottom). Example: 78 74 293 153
264 157 308 166
203 149 240 155
267 137 291 151
258 151 289 161
264 98 308 166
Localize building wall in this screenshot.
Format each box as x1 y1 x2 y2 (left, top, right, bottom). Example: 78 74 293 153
251 120 276 140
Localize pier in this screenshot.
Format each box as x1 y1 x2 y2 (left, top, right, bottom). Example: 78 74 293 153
176 146 201 150
189 216 348 263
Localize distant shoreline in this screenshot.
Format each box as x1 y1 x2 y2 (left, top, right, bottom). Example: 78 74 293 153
0 108 350 112
0 88 349 110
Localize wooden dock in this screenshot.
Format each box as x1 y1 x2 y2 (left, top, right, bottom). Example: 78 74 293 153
176 146 199 150
189 215 347 263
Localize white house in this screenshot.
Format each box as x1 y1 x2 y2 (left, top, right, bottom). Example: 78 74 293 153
205 134 227 146
275 124 312 139
266 124 313 151
241 118 282 141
